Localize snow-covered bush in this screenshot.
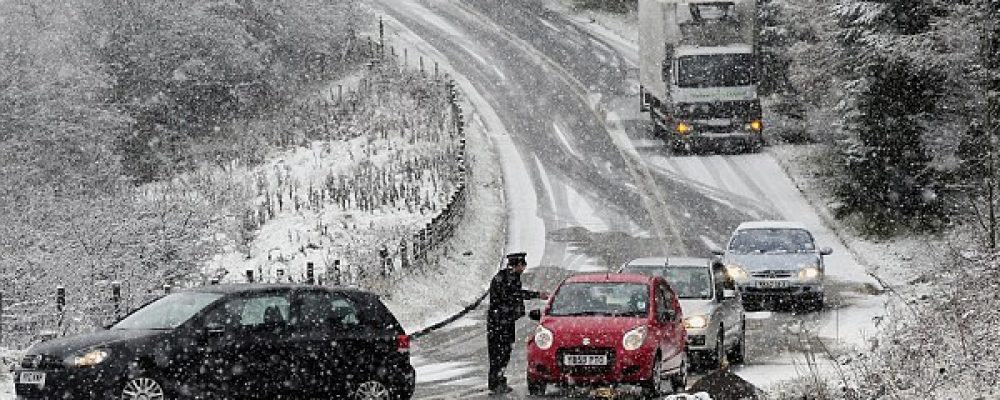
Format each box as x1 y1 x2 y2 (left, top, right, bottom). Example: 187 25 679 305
772 252 1000 399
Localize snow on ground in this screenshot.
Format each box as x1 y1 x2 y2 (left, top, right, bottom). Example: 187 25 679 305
380 104 506 332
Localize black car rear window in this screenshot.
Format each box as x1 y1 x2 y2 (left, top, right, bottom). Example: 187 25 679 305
354 293 403 332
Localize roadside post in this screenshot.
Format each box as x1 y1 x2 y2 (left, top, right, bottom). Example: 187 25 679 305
56 286 65 328
306 262 315 285
379 246 390 277
111 281 121 320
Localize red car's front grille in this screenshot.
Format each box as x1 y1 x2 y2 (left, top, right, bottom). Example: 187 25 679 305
556 347 616 376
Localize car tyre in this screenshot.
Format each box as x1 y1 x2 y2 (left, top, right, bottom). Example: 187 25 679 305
651 115 665 138
121 375 168 400
727 320 746 365
641 353 665 398
812 297 825 312
527 378 546 396
351 379 393 400
670 355 688 394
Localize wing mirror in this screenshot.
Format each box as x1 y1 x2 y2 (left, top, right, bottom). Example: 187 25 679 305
528 309 542 321
820 247 833 256
722 289 738 300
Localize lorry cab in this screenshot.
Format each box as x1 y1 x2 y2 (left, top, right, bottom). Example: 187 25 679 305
639 0 764 153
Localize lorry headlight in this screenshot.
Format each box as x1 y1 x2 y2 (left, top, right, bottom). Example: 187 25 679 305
622 326 647 351
725 265 749 283
684 315 709 330
799 266 822 280
676 122 693 135
749 120 763 132
534 325 554 350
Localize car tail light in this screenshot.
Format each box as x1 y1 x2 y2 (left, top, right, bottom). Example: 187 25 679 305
397 334 411 353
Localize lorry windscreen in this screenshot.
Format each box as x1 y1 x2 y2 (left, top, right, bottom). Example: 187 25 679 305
677 54 755 88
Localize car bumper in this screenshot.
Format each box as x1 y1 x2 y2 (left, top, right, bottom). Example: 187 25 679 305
14 366 123 399
387 360 416 399
527 346 656 385
738 282 824 301
684 326 715 352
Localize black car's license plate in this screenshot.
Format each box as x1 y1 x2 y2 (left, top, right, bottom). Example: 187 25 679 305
20 371 46 386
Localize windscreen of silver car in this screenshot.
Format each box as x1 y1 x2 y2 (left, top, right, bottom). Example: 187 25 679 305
623 267 713 300
548 283 648 317
729 229 816 254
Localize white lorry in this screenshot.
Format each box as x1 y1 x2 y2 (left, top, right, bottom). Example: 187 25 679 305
639 0 764 152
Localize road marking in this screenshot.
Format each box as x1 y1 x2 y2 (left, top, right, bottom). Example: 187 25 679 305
532 154 561 225
552 121 582 159
448 1 689 256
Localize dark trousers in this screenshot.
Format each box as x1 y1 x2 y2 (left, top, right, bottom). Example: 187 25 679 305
487 323 514 390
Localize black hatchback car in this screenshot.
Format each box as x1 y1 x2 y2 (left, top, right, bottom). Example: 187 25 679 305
14 284 415 399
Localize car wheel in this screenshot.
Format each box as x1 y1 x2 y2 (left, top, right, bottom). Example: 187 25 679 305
352 380 393 400
641 353 664 398
527 379 546 396
670 355 688 394
727 320 747 365
812 297 825 312
121 376 167 400
651 115 665 138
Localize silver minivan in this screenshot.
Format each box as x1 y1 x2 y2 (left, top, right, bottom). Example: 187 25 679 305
620 257 745 369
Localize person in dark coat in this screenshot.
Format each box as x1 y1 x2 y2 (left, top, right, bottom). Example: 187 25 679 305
487 252 548 394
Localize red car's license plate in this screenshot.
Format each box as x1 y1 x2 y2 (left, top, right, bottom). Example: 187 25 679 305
564 354 608 366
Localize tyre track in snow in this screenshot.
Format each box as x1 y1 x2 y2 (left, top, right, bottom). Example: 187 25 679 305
373 0 883 396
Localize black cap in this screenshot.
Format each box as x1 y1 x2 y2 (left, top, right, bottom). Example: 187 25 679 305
505 252 527 266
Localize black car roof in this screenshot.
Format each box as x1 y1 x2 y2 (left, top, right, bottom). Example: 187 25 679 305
179 284 373 297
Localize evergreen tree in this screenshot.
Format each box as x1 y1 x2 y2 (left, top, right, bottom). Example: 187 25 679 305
831 0 944 231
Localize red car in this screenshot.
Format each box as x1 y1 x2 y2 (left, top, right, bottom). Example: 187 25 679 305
526 273 688 396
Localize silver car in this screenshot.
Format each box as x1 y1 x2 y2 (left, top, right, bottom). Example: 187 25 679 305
713 221 833 311
620 257 745 369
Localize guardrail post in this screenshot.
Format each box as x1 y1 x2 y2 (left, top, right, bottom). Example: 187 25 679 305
1 291 4 348
111 281 121 320
400 241 409 270
379 246 390 277
163 284 172 294
246 270 255 283
331 260 341 286
56 286 65 313
306 262 315 285
56 286 66 328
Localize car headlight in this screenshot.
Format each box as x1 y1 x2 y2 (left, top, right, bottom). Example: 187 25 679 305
67 349 109 368
799 266 822 281
725 265 749 283
684 315 709 330
622 326 648 351
534 325 553 350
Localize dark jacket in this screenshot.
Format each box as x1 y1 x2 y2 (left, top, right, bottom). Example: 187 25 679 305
487 268 540 340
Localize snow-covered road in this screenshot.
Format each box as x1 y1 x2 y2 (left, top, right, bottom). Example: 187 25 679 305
372 0 886 397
